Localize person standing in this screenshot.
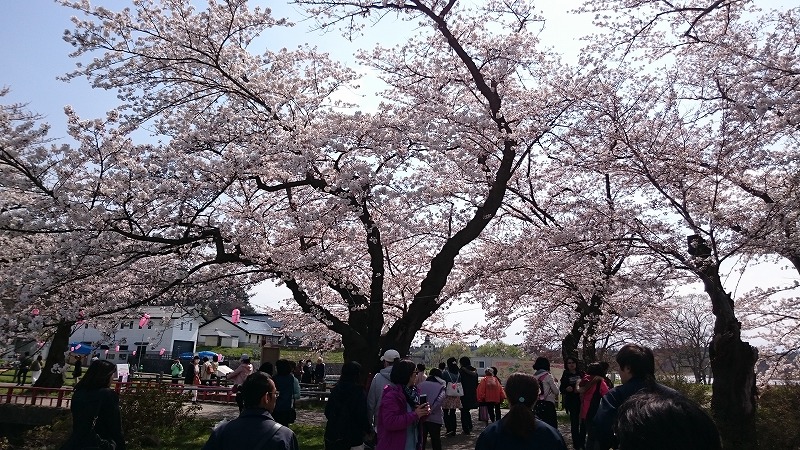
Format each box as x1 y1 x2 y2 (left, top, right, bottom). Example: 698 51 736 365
314 356 326 384
475 373 567 450
202 372 299 450
367 349 401 431
325 361 371 450
376 359 430 450
72 357 83 382
272 359 301 426
61 360 126 450
201 356 213 386
588 344 675 450
211 355 220 385
226 355 254 412
579 362 612 449
16 352 31 386
477 368 506 423
292 360 303 381
301 360 313 383
30 354 43 385
440 357 463 437
184 355 201 404
170 357 184 384
417 368 447 450
415 364 427 386
533 357 559 429
458 356 479 435
560 357 584 449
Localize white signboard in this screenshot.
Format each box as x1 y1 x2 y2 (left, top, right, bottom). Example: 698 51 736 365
116 363 130 382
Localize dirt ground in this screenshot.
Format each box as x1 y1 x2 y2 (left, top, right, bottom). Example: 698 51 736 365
195 402 576 450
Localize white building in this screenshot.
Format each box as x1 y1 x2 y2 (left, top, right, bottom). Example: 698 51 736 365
198 314 283 349
69 306 203 363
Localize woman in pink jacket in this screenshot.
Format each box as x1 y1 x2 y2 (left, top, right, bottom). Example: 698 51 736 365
377 359 430 450
477 368 506 423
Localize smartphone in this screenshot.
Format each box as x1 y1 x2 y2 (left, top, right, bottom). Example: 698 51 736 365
419 394 428 405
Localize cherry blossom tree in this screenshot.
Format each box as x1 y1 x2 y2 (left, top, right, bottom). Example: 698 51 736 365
13 0 582 369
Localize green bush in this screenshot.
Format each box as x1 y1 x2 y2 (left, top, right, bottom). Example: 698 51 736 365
657 377 711 409
118 382 201 443
756 384 800 450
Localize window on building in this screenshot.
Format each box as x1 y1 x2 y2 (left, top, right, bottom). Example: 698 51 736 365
84 323 89 329
147 322 153 329
189 322 192 331
478 361 485 369
180 322 184 330
129 321 134 329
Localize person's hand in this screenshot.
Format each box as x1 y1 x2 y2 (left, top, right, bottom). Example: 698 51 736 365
415 403 430 418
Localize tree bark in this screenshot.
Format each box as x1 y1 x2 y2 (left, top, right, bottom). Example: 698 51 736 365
33 320 72 388
699 266 758 449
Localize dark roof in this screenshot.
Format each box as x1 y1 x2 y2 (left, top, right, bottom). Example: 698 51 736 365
199 315 282 337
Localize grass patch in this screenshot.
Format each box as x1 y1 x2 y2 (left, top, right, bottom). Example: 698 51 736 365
196 347 344 363
288 423 326 450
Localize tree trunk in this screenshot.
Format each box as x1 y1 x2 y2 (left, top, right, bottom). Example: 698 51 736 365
699 269 758 449
33 320 72 388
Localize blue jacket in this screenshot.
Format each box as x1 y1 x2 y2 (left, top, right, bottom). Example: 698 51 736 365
475 417 567 450
588 378 676 449
202 408 299 450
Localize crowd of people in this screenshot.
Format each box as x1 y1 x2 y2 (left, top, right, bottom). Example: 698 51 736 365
51 342 724 450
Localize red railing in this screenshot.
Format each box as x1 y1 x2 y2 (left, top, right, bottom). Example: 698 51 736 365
0 381 236 409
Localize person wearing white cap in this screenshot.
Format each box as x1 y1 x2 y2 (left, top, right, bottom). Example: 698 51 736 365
366 349 401 431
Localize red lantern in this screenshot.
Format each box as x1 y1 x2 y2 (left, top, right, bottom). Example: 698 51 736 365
231 308 241 324
139 313 150 328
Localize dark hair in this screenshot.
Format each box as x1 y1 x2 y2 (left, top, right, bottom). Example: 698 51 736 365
586 361 610 377
212 355 219 362
258 361 274 375
416 363 425 373
490 366 498 376
202 356 209 363
616 344 655 380
427 368 443 381
75 360 116 390
275 359 293 376
241 357 251 364
533 357 550 372
446 357 458 373
502 373 539 438
389 359 417 385
615 390 721 450
240 372 274 408
438 362 446 370
339 361 362 384
459 356 471 368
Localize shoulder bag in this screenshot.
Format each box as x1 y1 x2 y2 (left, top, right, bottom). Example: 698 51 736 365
445 372 464 397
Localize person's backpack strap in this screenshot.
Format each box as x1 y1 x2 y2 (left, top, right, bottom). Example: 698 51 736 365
253 421 283 449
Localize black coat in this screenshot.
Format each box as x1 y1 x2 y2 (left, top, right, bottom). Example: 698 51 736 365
559 369 583 411
202 408 298 450
459 366 479 409
324 381 370 447
63 387 125 450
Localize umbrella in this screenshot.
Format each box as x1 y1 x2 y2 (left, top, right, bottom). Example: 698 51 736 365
179 350 220 360
69 342 93 356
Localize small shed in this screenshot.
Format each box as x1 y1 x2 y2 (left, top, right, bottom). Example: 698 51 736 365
200 329 239 348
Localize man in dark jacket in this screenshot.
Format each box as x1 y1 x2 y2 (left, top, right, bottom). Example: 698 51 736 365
588 343 676 450
458 356 479 434
203 372 298 450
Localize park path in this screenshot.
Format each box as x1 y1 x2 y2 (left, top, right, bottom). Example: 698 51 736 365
195 403 575 450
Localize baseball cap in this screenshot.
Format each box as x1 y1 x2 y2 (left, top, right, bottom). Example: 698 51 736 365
381 349 401 362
